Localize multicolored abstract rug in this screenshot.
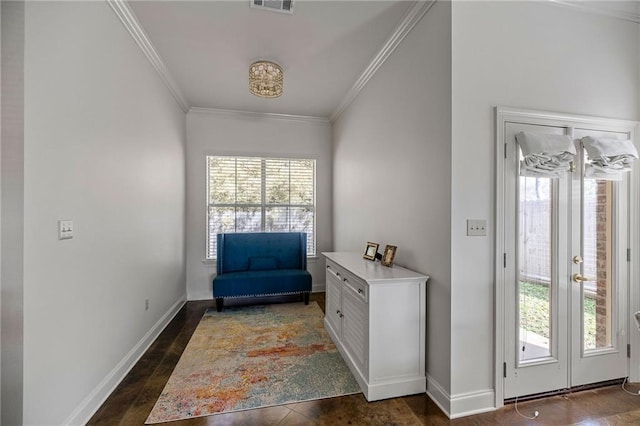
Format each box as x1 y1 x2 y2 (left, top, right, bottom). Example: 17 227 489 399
145 302 360 423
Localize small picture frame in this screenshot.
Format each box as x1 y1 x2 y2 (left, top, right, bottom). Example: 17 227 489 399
381 245 397 267
363 242 379 260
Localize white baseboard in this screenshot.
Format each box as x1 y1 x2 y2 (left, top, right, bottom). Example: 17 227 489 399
312 282 326 293
427 374 451 417
426 374 496 419
450 388 496 419
63 296 187 425
187 290 214 301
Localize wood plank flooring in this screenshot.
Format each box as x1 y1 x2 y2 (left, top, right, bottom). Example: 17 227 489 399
88 294 640 425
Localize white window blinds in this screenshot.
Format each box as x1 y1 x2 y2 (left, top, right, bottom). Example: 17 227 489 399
206 156 316 259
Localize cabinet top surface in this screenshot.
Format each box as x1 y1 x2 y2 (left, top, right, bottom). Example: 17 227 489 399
322 252 428 283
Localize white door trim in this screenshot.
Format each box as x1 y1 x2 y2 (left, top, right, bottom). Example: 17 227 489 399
494 106 639 408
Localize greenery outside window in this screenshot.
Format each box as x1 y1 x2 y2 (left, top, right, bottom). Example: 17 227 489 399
206 155 316 259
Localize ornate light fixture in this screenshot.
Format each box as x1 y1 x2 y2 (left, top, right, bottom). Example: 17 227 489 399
249 60 283 98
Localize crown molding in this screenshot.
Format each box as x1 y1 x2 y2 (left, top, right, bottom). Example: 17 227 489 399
189 107 330 124
548 0 640 24
329 0 436 123
107 0 190 113
328 0 639 123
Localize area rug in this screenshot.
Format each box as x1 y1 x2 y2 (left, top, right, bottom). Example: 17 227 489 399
145 302 360 423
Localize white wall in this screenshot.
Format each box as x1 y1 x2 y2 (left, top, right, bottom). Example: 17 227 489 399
450 0 639 415
186 109 332 301
0 3 2 418
332 0 452 406
23 2 186 424
1 2 25 424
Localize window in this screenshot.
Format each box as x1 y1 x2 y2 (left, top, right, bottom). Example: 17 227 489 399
206 156 316 259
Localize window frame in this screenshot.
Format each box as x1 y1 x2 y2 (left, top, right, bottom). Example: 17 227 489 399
205 154 317 260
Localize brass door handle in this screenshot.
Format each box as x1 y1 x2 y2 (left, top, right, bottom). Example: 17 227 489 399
573 273 589 283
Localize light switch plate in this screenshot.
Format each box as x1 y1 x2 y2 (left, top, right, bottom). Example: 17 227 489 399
59 220 73 240
467 219 487 236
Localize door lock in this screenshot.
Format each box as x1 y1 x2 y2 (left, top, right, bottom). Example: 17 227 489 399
573 273 589 283
572 255 583 264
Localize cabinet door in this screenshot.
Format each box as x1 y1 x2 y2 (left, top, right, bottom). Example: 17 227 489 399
325 271 342 337
342 285 368 376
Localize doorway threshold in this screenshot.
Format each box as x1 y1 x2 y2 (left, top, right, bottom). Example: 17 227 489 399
504 378 626 404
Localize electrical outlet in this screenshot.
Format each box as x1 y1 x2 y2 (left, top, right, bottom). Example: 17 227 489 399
467 219 487 236
145 298 149 311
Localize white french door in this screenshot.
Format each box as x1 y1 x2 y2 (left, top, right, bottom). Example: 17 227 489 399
501 118 632 399
570 128 629 388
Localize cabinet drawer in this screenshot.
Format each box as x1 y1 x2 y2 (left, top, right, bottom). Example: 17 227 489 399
327 260 367 303
341 272 367 302
325 261 343 282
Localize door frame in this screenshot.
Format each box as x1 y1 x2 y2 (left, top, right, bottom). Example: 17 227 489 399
494 106 640 409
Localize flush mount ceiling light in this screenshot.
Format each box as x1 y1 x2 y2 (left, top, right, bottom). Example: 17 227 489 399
249 60 283 98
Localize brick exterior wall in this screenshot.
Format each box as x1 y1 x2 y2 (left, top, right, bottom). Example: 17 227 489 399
594 181 610 348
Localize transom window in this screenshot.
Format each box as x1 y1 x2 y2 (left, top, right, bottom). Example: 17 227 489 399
206 155 316 259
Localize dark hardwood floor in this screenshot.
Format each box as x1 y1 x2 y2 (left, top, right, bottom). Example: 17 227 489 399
88 294 640 425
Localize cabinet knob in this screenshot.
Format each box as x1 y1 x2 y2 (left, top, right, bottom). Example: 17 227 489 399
358 288 363 294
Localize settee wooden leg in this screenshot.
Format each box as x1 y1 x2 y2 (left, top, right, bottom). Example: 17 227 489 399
303 292 310 305
215 298 224 312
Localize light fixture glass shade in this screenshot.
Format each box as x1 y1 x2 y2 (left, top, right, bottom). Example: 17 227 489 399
249 60 283 98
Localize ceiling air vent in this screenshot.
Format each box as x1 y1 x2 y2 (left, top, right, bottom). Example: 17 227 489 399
251 0 294 14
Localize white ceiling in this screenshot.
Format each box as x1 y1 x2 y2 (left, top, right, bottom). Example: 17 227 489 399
128 0 415 118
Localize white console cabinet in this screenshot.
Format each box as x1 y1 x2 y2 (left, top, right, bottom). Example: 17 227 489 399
323 252 428 401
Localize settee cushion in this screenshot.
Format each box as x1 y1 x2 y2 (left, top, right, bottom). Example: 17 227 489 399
213 269 311 298
248 256 278 271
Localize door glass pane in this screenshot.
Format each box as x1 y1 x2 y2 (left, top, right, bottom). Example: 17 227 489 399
583 179 613 350
518 176 553 361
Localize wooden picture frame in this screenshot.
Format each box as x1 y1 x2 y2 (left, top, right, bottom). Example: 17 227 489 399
381 245 397 267
363 242 379 260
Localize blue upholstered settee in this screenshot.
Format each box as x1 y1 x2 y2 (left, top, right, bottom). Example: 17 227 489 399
212 232 312 312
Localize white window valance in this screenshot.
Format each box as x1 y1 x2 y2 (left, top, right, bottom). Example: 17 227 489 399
515 131 576 178
581 136 638 180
